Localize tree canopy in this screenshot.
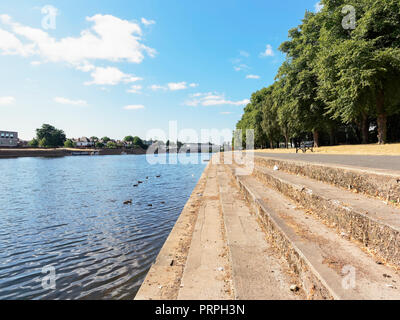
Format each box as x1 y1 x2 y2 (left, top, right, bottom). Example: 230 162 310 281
35 124 66 148
64 139 76 148
124 136 134 143
132 136 145 148
236 0 400 147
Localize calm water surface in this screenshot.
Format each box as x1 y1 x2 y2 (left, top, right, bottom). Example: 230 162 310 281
0 154 209 299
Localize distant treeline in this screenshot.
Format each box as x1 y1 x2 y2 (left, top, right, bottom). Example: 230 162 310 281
235 0 400 148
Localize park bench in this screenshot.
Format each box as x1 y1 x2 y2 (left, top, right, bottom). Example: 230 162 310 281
296 141 314 153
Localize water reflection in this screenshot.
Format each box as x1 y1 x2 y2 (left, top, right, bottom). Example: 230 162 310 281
0 153 208 299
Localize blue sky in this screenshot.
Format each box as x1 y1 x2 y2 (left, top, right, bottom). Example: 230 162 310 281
0 0 320 141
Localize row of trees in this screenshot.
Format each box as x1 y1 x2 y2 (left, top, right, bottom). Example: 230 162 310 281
28 124 147 149
236 0 400 148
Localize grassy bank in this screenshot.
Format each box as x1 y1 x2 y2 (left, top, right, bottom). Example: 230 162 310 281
253 143 400 156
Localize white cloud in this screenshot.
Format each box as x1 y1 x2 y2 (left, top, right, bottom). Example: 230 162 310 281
54 97 88 106
246 74 260 79
233 63 249 72
149 84 167 91
150 82 198 91
84 67 142 86
0 14 12 24
231 54 250 72
315 2 323 12
0 14 156 64
0 27 34 56
127 84 143 94
0 96 15 105
202 98 249 106
260 44 274 57
141 18 156 26
75 62 95 72
30 60 42 66
185 92 249 107
168 82 188 91
0 14 155 83
124 104 145 110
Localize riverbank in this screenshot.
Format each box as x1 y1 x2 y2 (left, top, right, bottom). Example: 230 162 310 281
136 152 400 300
0 147 147 159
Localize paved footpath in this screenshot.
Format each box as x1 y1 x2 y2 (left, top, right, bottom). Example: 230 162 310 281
256 153 400 172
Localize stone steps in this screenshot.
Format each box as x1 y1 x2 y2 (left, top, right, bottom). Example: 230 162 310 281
254 156 400 204
216 165 303 300
251 164 400 268
228 164 400 300
135 153 400 300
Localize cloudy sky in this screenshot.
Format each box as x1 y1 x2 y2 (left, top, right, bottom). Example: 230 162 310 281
0 0 320 141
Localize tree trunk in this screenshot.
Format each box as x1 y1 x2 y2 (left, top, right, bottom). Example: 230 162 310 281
328 127 335 146
377 90 387 144
313 130 320 148
360 113 369 144
269 141 274 149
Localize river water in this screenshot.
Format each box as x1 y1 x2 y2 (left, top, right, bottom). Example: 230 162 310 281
0 153 209 300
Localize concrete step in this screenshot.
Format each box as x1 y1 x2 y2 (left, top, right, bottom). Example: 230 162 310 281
135 162 213 300
177 164 233 300
251 164 400 268
228 164 400 300
216 165 304 300
254 155 400 205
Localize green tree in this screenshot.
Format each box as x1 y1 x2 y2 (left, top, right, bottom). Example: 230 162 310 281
277 11 329 147
95 142 105 149
236 0 400 147
64 139 76 148
236 89 268 149
132 136 145 148
124 136 134 143
106 141 117 149
35 124 66 148
317 0 400 144
28 138 39 147
260 85 281 148
101 137 111 143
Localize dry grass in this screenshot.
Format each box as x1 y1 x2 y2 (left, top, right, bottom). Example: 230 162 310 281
253 143 400 156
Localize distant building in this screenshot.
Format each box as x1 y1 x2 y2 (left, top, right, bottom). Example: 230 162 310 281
0 131 18 147
143 140 154 146
74 137 95 148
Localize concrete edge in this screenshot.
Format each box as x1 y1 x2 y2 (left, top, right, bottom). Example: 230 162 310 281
134 162 211 300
